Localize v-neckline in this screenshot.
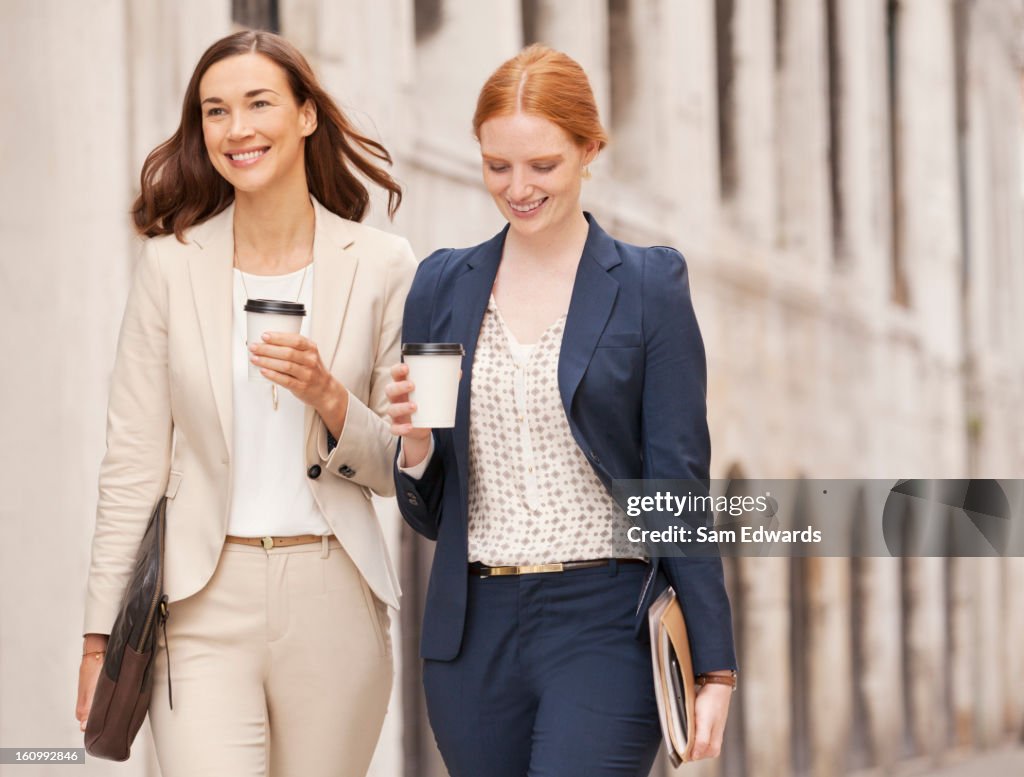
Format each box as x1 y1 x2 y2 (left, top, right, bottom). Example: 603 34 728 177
488 294 567 350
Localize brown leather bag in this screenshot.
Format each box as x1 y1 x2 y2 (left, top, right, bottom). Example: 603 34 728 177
84 496 170 761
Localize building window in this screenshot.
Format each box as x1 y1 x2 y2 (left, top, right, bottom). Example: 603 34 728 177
826 0 844 256
716 0 738 199
887 0 909 306
607 0 636 135
953 0 970 295
232 0 280 32
415 0 443 43
522 0 541 45
774 0 786 71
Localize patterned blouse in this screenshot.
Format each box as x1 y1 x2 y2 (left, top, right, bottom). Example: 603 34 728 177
466 296 644 565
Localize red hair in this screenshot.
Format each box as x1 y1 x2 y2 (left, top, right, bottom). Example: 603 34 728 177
473 44 608 150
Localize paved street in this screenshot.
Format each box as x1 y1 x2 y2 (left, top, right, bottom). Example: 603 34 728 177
912 747 1024 776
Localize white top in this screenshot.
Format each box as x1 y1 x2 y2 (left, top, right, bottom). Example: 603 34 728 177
463 296 643 565
398 299 646 565
227 265 331 537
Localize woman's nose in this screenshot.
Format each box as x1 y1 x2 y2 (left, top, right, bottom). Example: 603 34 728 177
509 168 532 201
227 115 254 140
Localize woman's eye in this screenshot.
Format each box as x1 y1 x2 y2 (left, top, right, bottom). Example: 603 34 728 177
252 100 270 109
205 107 226 117
533 165 555 173
488 164 509 173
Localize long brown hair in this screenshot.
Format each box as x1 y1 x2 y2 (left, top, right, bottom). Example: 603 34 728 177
132 30 402 240
473 44 608 151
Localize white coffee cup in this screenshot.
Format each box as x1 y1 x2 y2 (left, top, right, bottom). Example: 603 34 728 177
244 299 306 382
402 343 465 428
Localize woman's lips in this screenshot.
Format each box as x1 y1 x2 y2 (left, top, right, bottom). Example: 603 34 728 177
507 196 548 217
226 147 269 167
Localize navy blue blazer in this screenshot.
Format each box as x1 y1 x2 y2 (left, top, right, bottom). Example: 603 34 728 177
395 214 737 674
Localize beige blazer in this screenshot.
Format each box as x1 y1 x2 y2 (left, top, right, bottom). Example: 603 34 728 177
84 197 416 635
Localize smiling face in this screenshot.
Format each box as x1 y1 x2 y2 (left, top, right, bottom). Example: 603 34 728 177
198 52 316 195
478 112 598 239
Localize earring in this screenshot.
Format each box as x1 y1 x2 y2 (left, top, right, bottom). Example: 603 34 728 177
582 166 591 180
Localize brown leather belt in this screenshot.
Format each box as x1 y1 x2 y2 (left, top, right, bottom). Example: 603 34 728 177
225 534 327 550
470 558 647 578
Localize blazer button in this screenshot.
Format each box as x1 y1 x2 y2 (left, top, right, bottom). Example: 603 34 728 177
338 464 356 477
405 490 419 507
307 464 322 479
590 450 601 464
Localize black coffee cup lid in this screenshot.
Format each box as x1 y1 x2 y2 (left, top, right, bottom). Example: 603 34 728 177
402 343 465 356
244 299 307 316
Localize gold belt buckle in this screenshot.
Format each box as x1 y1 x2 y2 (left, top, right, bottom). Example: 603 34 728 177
262 536 274 550
520 563 565 575
480 562 564 577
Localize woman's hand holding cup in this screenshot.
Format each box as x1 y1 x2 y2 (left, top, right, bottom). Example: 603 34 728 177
386 363 432 468
387 344 463 469
249 331 349 435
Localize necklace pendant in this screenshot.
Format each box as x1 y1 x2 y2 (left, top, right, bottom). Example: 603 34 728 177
272 384 279 411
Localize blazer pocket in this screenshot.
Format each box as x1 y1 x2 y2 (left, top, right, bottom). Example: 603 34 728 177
597 332 643 348
165 470 183 499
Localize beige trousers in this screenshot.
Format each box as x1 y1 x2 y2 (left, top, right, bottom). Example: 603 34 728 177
148 537 392 777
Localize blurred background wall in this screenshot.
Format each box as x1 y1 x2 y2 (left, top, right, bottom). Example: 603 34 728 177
1 0 1023 775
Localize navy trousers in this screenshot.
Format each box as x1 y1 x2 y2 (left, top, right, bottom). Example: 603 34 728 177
422 561 663 777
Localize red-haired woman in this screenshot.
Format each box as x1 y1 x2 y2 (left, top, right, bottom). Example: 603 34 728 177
388 44 737 775
75 30 413 776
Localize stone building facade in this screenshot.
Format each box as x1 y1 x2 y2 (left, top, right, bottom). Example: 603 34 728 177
1 1 1022 776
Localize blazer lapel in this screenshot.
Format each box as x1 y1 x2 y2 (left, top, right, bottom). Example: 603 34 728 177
450 227 506 485
187 205 235 456
305 198 358 446
558 214 622 415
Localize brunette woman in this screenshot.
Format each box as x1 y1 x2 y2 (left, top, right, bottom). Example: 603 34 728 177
76 30 413 777
388 45 737 776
